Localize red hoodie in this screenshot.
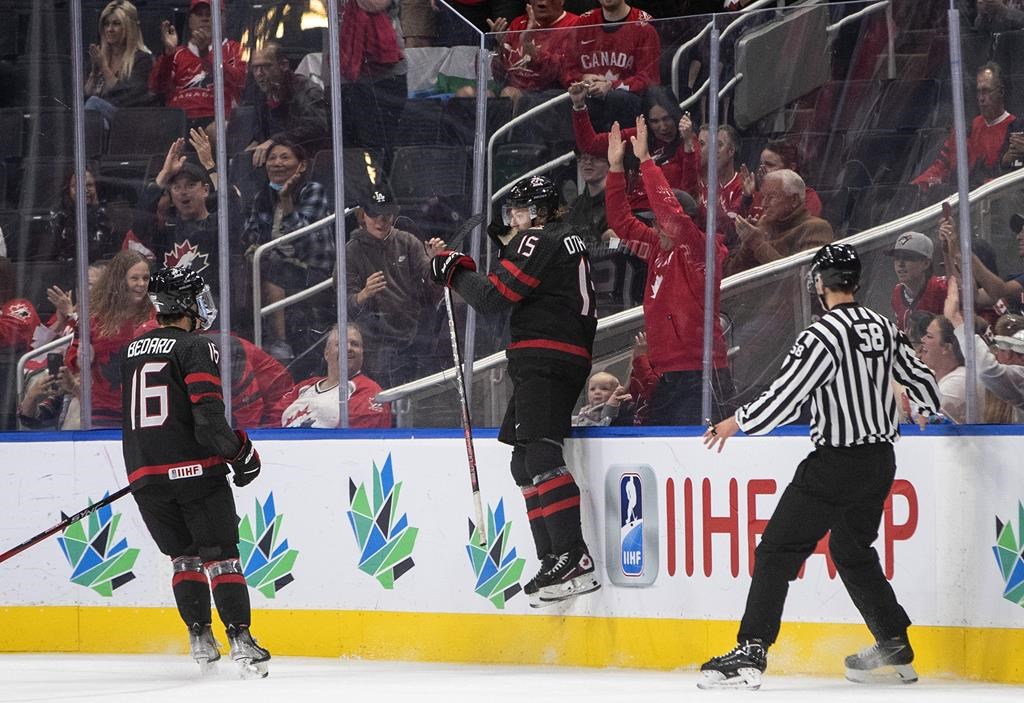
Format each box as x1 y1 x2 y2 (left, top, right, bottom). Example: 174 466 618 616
606 160 728 373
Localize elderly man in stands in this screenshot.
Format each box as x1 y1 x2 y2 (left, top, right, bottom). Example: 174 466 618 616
489 0 578 106
560 0 660 131
723 169 833 277
913 62 1016 195
244 42 329 167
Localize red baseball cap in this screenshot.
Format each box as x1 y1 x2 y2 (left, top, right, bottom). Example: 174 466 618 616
190 0 212 11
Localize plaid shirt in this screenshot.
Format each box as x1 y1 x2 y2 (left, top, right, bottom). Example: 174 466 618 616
242 180 334 277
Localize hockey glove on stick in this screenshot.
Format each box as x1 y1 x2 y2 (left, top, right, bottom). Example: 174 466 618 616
430 250 476 286
230 430 262 487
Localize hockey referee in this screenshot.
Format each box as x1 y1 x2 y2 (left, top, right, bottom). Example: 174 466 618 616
699 243 941 691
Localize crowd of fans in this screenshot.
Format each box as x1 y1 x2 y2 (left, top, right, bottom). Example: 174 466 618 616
1 0 1024 431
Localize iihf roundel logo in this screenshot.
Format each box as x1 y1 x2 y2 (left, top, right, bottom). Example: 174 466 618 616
603 465 659 587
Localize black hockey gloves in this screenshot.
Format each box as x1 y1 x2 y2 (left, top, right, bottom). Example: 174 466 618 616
230 430 262 487
430 250 476 286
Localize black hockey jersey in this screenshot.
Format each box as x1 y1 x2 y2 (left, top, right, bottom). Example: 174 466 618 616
121 326 241 491
452 222 597 367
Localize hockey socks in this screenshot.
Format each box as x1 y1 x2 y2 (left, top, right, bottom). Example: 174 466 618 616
171 556 211 626
534 467 584 554
206 558 252 629
521 485 554 558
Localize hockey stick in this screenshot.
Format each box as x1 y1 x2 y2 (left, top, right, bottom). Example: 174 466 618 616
443 286 487 546
0 486 131 565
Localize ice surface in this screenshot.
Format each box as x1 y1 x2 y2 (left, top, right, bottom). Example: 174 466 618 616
0 654 1019 703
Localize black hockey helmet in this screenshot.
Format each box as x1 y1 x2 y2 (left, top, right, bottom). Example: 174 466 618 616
807 243 861 292
148 266 217 331
503 175 559 225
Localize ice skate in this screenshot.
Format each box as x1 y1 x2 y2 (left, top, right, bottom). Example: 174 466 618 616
535 546 601 605
524 554 558 608
844 635 918 684
188 623 221 675
226 624 271 679
697 639 767 690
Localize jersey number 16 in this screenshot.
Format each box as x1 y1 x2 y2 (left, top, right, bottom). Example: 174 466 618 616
128 362 169 429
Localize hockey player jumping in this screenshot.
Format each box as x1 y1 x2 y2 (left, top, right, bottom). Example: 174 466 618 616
430 175 600 607
121 266 271 678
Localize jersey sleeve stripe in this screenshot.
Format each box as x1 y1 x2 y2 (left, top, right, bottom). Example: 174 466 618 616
185 372 221 387
487 273 525 302
190 391 224 404
501 258 541 288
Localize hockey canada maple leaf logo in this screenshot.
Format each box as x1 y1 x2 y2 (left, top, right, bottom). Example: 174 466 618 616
164 239 210 274
5 302 32 320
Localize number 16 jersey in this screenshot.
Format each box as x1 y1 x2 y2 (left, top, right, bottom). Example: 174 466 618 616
121 326 238 491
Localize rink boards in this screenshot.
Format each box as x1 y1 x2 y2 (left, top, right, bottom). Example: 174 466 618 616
0 427 1022 682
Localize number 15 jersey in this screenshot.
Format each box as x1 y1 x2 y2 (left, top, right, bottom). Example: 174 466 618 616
121 326 239 491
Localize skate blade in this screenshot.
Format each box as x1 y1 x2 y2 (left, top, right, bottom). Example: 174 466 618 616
538 576 601 603
845 663 918 685
696 668 762 690
528 591 556 609
195 657 219 676
235 658 269 679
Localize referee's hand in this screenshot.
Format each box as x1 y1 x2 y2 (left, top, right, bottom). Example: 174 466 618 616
704 416 739 453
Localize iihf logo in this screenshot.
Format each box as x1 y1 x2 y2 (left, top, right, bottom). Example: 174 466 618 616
604 465 659 587
620 473 644 576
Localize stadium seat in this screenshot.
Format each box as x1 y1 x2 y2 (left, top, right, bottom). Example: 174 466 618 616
0 109 23 160
441 96 514 146
810 80 886 134
106 107 187 158
17 158 74 213
225 105 258 156
390 146 469 204
24 108 105 159
307 148 388 210
393 99 445 146
843 132 922 186
815 187 851 235
792 132 846 189
492 144 549 190
229 151 269 210
845 185 922 234
13 57 74 107
872 79 939 132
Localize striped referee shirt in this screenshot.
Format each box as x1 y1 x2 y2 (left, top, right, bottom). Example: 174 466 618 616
735 303 941 447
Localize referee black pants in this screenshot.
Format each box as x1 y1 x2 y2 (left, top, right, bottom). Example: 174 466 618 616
737 442 912 647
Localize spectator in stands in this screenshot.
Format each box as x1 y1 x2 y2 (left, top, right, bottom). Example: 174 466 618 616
244 42 329 167
565 150 612 245
572 370 632 426
918 314 969 423
741 139 822 220
50 168 117 263
438 0 525 45
938 212 1019 323
560 0 661 132
682 123 744 247
65 250 154 427
489 0 579 106
723 169 833 277
210 333 295 428
339 0 408 160
975 0 1024 32
85 0 154 127
624 329 656 425
150 0 246 130
42 260 108 347
346 189 446 389
241 136 334 363
279 323 392 428
606 117 732 425
947 279 1024 422
913 62 1016 195
888 231 947 332
571 83 684 210
0 257 42 355
142 138 221 292
18 362 81 430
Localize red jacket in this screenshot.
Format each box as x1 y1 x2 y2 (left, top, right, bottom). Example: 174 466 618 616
912 113 1016 188
561 7 660 92
606 160 729 373
494 12 578 92
572 107 684 210
891 275 947 332
0 299 41 352
149 40 246 120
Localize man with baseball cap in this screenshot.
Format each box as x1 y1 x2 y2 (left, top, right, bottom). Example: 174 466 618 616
888 231 947 331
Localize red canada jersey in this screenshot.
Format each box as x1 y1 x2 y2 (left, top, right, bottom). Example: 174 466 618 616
891 276 948 332
561 8 660 93
495 13 578 92
278 374 391 428
149 41 247 120
0 298 41 352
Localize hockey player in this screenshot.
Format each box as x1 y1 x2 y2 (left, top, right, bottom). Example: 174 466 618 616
121 266 270 678
430 175 599 607
700 244 941 690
